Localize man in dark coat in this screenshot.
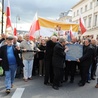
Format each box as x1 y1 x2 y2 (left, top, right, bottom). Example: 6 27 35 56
65 37 78 83
52 37 67 90
0 36 23 93
44 36 57 85
90 39 97 80
77 39 93 86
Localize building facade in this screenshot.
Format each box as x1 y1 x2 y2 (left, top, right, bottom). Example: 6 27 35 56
58 9 72 23
72 0 98 39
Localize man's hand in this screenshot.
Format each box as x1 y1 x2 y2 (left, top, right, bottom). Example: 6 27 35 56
16 46 20 50
68 59 71 62
77 59 80 62
65 46 69 52
22 49 27 52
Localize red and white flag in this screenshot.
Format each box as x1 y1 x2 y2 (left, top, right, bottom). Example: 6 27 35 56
13 27 17 36
79 15 86 34
6 0 12 29
29 13 40 40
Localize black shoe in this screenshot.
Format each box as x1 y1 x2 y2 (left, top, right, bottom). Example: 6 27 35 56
70 80 74 83
52 86 59 90
78 82 85 87
64 79 68 82
6 89 10 94
49 83 53 86
44 82 51 86
91 77 95 80
79 80 82 83
86 80 90 83
59 83 63 87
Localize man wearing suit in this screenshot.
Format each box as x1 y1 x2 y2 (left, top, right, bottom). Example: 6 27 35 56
65 37 78 83
77 39 93 86
44 36 57 85
91 39 97 80
52 37 67 90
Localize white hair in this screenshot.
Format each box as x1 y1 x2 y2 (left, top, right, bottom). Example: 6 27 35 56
51 36 57 40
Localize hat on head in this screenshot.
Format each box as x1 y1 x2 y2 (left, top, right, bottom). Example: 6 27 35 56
6 36 14 40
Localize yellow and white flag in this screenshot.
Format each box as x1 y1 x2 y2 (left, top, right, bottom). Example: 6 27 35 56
38 17 79 37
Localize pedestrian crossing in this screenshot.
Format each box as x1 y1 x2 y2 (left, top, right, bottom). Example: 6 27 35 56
11 88 25 98
0 87 25 98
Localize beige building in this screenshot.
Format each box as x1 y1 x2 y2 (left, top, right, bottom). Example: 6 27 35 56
72 0 98 39
58 9 72 23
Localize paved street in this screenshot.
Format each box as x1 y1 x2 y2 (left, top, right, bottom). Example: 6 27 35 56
0 75 98 98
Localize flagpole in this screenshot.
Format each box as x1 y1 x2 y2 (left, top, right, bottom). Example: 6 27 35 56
1 0 4 34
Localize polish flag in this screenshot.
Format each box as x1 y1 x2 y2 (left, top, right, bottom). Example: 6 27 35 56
13 27 17 36
6 0 12 28
79 15 86 34
29 13 40 40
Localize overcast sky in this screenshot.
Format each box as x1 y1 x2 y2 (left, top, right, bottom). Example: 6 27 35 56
3 0 80 24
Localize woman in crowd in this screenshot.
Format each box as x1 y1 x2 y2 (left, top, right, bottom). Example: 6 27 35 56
38 39 46 76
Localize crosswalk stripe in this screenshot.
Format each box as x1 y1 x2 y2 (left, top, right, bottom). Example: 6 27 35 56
11 88 25 98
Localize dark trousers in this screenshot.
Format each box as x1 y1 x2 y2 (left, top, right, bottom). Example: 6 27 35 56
53 67 63 87
65 61 76 81
15 66 23 78
32 54 39 76
80 64 90 84
91 60 97 78
44 60 54 84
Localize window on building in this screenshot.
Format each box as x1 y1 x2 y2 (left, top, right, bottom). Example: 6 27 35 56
81 8 83 13
94 14 97 26
77 10 79 15
96 0 98 6
85 5 87 11
76 20 78 24
90 2 92 9
74 12 75 17
88 16 92 27
69 19 72 22
84 18 87 27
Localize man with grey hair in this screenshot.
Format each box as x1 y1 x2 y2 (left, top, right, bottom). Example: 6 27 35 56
51 36 57 42
52 37 67 90
20 34 35 82
59 37 66 43
44 36 57 85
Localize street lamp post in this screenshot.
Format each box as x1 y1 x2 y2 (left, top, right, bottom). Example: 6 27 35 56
1 0 4 34
16 15 20 30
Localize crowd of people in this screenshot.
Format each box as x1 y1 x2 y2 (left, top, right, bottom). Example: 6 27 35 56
0 33 98 94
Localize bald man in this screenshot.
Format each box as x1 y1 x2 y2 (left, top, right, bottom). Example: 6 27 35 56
90 39 97 80
44 36 57 85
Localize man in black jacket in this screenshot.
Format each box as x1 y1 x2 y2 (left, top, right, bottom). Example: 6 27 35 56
77 39 93 86
52 37 67 90
65 37 78 83
0 36 23 93
91 39 97 80
44 36 57 85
